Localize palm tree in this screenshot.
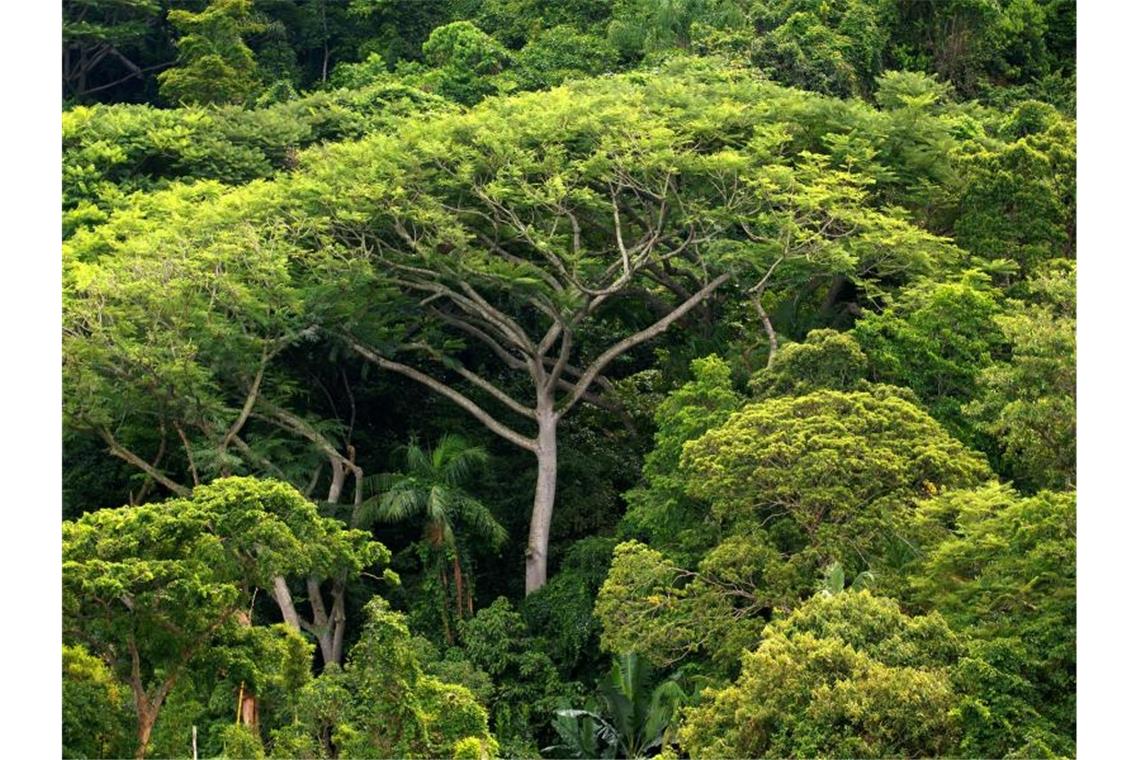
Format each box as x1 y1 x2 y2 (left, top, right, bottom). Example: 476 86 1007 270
356 434 507 641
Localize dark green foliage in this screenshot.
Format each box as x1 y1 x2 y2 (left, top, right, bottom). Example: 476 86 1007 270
750 0 890 98
358 434 506 643
854 272 1005 446
159 0 264 106
620 356 742 565
288 597 498 758
953 101 1075 276
906 483 1075 743
523 537 618 675
548 653 689 758
456 597 577 751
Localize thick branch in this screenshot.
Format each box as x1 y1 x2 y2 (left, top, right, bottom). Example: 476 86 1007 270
100 428 189 497
559 272 733 416
220 353 268 456
345 336 538 452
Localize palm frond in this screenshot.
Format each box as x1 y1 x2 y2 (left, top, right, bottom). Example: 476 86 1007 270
453 494 509 547
404 437 432 477
435 434 489 486
357 484 424 527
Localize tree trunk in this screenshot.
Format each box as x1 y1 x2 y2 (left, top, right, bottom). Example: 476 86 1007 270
525 406 558 594
329 580 347 665
452 555 465 619
239 688 259 732
440 566 453 644
136 704 158 759
271 575 301 629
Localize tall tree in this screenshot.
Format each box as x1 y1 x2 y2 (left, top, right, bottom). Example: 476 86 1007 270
357 434 507 639
307 65 955 592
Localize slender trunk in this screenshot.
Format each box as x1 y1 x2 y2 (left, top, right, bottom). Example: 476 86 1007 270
306 576 338 667
755 295 779 369
314 630 334 666
329 580 347 665
525 405 558 594
327 458 346 504
135 704 158 759
452 555 465 618
440 566 453 644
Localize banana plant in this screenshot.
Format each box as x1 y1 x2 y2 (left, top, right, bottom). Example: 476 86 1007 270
545 653 689 758
818 560 875 597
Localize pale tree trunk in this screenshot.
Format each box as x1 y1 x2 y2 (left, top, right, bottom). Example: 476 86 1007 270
525 404 558 594
271 575 301 629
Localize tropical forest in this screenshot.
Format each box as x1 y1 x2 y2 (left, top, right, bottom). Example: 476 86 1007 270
61 1 1077 758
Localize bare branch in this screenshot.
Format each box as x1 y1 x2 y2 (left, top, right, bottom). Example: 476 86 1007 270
99 428 190 497
559 272 733 417
219 352 268 457
344 335 537 452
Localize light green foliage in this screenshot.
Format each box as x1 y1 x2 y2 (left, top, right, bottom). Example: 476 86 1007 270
59 7 1078 757
63 644 133 759
63 176 323 496
681 389 991 570
599 387 991 669
964 262 1075 489
854 271 1005 446
204 623 316 733
221 724 265 759
62 478 386 757
596 531 801 667
63 494 242 755
266 723 321 759
294 597 497 759
452 735 498 759
679 591 963 758
749 328 870 398
62 82 455 235
907 483 1075 743
621 356 742 564
953 101 1074 276
159 0 263 105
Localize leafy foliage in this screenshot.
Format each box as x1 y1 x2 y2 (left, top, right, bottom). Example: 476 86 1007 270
59 4 1077 757
680 591 965 758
